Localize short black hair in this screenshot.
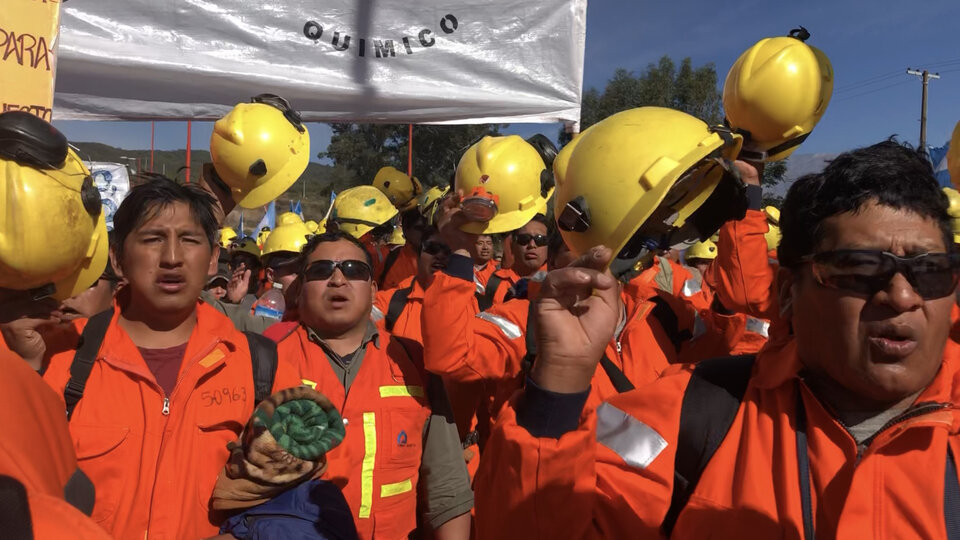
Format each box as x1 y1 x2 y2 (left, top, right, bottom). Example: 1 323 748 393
779 140 953 268
400 208 425 231
299 230 373 274
113 176 218 257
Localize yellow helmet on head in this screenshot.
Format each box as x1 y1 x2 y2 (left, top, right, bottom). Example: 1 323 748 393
329 185 399 239
373 166 423 212
219 227 238 249
387 226 406 246
418 185 450 226
0 112 109 300
763 205 782 252
723 27 833 162
554 106 746 279
304 220 320 234
685 239 718 261
949 120 960 190
210 94 310 209
261 221 312 259
231 237 261 258
257 228 271 249
943 187 960 244
454 134 556 234
277 211 304 226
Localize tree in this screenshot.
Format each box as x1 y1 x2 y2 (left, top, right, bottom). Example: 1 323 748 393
760 159 788 207
560 56 723 145
320 123 505 190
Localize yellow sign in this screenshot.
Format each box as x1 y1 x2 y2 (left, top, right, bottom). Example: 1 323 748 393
0 0 61 120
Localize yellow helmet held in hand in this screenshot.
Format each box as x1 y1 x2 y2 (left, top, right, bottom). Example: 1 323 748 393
943 187 960 244
261 221 312 259
685 239 718 261
554 107 747 278
454 134 556 234
387 226 406 246
277 211 304 226
763 205 782 252
231 237 261 258
374 166 423 212
329 185 399 239
219 227 238 248
723 27 833 162
418 185 450 226
948 120 960 190
210 94 310 209
0 112 110 300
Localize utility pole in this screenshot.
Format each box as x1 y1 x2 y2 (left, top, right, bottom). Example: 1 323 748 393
906 68 940 151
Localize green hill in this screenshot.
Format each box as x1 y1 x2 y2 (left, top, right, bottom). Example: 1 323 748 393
72 142 343 233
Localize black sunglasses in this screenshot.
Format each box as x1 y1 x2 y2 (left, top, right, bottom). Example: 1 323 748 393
304 259 373 282
421 240 451 256
803 249 960 300
515 233 548 247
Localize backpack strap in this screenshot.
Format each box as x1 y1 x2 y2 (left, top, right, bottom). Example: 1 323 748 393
945 447 960 539
385 287 413 332
378 246 404 287
598 355 635 393
648 296 693 354
244 331 278 405
64 308 115 421
661 354 755 536
521 299 538 375
476 275 503 312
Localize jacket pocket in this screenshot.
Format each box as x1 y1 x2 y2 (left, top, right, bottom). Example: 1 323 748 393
72 425 130 526
379 404 428 470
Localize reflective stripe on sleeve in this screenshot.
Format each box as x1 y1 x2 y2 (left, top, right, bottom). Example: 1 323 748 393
476 312 523 340
682 278 702 297
360 412 376 518
596 402 667 469
692 311 707 340
746 317 770 338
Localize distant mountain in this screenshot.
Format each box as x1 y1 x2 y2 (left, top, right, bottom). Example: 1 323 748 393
72 142 338 232
764 153 838 199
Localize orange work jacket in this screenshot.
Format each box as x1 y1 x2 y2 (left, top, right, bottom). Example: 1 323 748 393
42 302 301 539
379 244 419 291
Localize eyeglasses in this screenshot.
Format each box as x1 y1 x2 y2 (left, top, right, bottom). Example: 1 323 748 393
421 240 451 256
251 94 305 134
303 259 373 282
515 233 548 247
803 249 960 300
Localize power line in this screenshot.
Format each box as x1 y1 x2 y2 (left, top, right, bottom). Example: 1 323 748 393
834 79 912 101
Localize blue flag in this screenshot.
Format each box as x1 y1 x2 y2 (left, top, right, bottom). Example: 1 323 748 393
254 201 276 234
290 200 304 219
237 211 245 237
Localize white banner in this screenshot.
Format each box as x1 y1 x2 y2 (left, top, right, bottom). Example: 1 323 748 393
53 1 587 125
85 162 131 230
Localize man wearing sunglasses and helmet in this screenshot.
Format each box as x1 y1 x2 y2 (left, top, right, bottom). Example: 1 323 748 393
478 140 960 539
274 231 473 540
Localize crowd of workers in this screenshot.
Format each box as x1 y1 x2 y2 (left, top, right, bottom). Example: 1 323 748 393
4 28 960 540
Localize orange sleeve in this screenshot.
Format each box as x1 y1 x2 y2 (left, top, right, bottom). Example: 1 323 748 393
710 209 778 319
422 259 528 383
271 355 302 392
474 370 695 539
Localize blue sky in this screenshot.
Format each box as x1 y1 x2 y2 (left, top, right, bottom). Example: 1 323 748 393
54 0 960 162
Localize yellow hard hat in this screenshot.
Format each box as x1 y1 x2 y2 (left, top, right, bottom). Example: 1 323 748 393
231 237 261 257
218 227 238 248
277 211 303 226
304 219 320 234
373 166 423 211
554 106 745 278
454 135 556 234
261 221 312 258
329 185 399 239
387 226 406 246
257 228 271 249
685 239 718 261
418 185 450 226
723 27 833 162
0 112 109 300
210 94 310 209
763 205 782 251
949 120 960 190
944 187 960 244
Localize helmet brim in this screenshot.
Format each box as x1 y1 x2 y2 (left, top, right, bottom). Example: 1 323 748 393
52 212 111 301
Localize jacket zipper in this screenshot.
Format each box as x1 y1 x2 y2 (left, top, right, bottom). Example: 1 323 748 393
855 401 951 462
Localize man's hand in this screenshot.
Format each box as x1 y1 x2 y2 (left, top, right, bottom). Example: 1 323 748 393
436 191 481 258
226 264 252 304
0 293 60 370
735 160 762 187
197 162 237 224
530 246 620 394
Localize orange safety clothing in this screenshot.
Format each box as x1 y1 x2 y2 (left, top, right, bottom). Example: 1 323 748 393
476 338 960 539
681 262 769 356
474 260 498 292
372 276 423 342
0 349 112 539
479 265 547 307
42 301 301 539
379 243 418 291
277 325 472 540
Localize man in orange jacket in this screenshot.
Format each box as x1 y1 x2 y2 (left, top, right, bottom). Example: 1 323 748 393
471 234 497 290
476 215 549 309
275 231 473 540
41 179 302 539
478 141 960 539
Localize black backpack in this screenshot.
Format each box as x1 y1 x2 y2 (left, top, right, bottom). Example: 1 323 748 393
63 308 278 420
